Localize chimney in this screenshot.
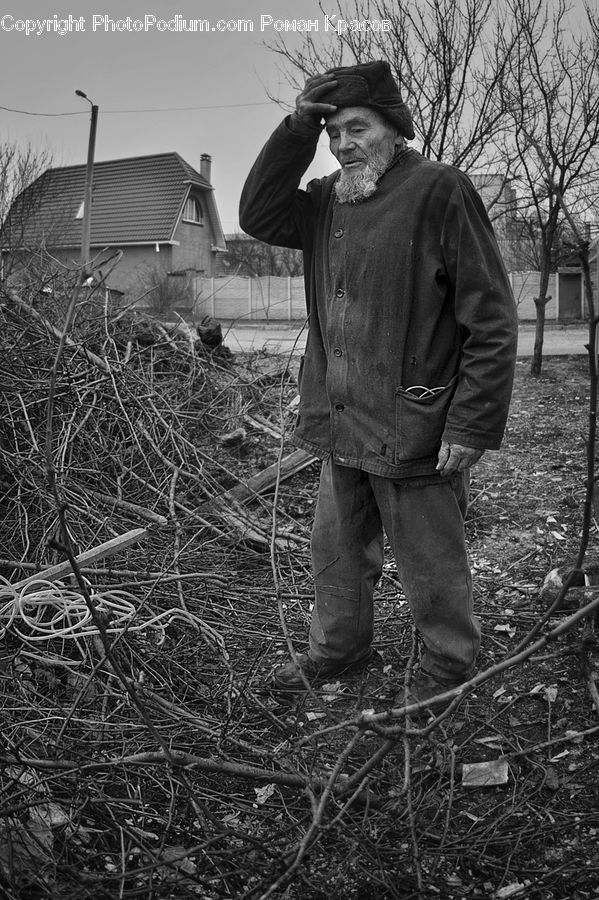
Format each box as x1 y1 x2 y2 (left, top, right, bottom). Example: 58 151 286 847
200 153 212 183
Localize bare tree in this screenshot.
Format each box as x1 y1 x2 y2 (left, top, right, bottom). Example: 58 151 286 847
509 215 584 272
500 0 599 374
222 232 303 277
268 0 523 179
0 142 52 282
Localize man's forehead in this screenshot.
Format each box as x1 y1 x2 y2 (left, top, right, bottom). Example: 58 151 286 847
325 107 385 129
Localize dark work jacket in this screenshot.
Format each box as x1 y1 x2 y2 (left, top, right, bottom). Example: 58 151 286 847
239 115 518 479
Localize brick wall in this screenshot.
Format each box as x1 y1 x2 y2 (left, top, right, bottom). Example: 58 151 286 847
172 220 215 275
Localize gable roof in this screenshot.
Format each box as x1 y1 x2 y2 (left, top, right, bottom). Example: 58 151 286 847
1 152 226 250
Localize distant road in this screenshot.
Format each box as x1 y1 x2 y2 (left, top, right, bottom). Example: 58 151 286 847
516 325 590 356
220 321 591 357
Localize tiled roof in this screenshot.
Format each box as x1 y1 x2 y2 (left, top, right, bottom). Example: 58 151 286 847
2 152 214 248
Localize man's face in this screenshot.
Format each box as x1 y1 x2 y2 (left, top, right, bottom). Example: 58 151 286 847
325 107 402 203
325 107 400 170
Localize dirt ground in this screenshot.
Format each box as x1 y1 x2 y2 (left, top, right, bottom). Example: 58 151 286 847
2 310 599 899
250 353 599 900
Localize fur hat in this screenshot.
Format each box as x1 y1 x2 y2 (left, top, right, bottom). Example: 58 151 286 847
323 60 415 140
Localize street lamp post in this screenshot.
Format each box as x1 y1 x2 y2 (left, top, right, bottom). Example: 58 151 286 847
76 90 98 282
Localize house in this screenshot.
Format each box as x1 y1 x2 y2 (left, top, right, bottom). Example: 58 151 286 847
469 174 519 271
0 151 227 296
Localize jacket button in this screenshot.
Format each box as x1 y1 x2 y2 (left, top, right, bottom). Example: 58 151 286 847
333 348 342 357
334 228 344 238
335 403 345 412
335 289 345 298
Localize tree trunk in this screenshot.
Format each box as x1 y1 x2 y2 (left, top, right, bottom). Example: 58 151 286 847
530 264 552 376
531 296 546 376
575 245 597 569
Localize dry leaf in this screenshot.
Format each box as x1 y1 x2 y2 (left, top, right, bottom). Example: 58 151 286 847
254 783 276 805
161 846 198 875
494 882 531 898
30 802 70 829
462 758 509 787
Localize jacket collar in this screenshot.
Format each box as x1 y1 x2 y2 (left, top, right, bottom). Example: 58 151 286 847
386 144 414 174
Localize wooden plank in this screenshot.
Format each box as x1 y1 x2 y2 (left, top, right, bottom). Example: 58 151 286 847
197 449 315 549
208 497 294 549
221 449 317 505
243 414 282 441
12 528 151 589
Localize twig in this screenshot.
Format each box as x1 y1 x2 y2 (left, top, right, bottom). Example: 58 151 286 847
255 732 362 900
5 287 110 374
86 487 168 526
167 468 191 621
0 560 227 585
404 630 424 894
0 748 352 792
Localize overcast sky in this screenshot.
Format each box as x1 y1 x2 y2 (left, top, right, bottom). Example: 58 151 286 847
0 0 350 234
1 0 596 235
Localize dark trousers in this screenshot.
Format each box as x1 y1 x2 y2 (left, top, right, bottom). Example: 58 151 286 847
308 458 479 682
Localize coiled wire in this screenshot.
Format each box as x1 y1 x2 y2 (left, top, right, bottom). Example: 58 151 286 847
0 574 205 663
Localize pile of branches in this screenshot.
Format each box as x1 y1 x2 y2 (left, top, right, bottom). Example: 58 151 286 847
2 279 599 899
0 283 301 565
0 280 317 898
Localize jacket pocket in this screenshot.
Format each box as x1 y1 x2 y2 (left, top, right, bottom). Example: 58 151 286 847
394 376 458 462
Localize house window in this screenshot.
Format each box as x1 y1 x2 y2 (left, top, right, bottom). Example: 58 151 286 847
183 196 203 224
75 201 84 219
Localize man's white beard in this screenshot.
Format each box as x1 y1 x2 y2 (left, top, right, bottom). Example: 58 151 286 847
334 146 395 204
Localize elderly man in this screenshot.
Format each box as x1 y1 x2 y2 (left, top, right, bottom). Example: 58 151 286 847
239 61 517 710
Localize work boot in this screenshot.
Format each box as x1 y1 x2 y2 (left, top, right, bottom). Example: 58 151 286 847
273 651 375 693
395 670 467 718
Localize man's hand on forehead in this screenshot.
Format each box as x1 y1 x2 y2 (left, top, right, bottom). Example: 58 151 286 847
295 74 338 125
